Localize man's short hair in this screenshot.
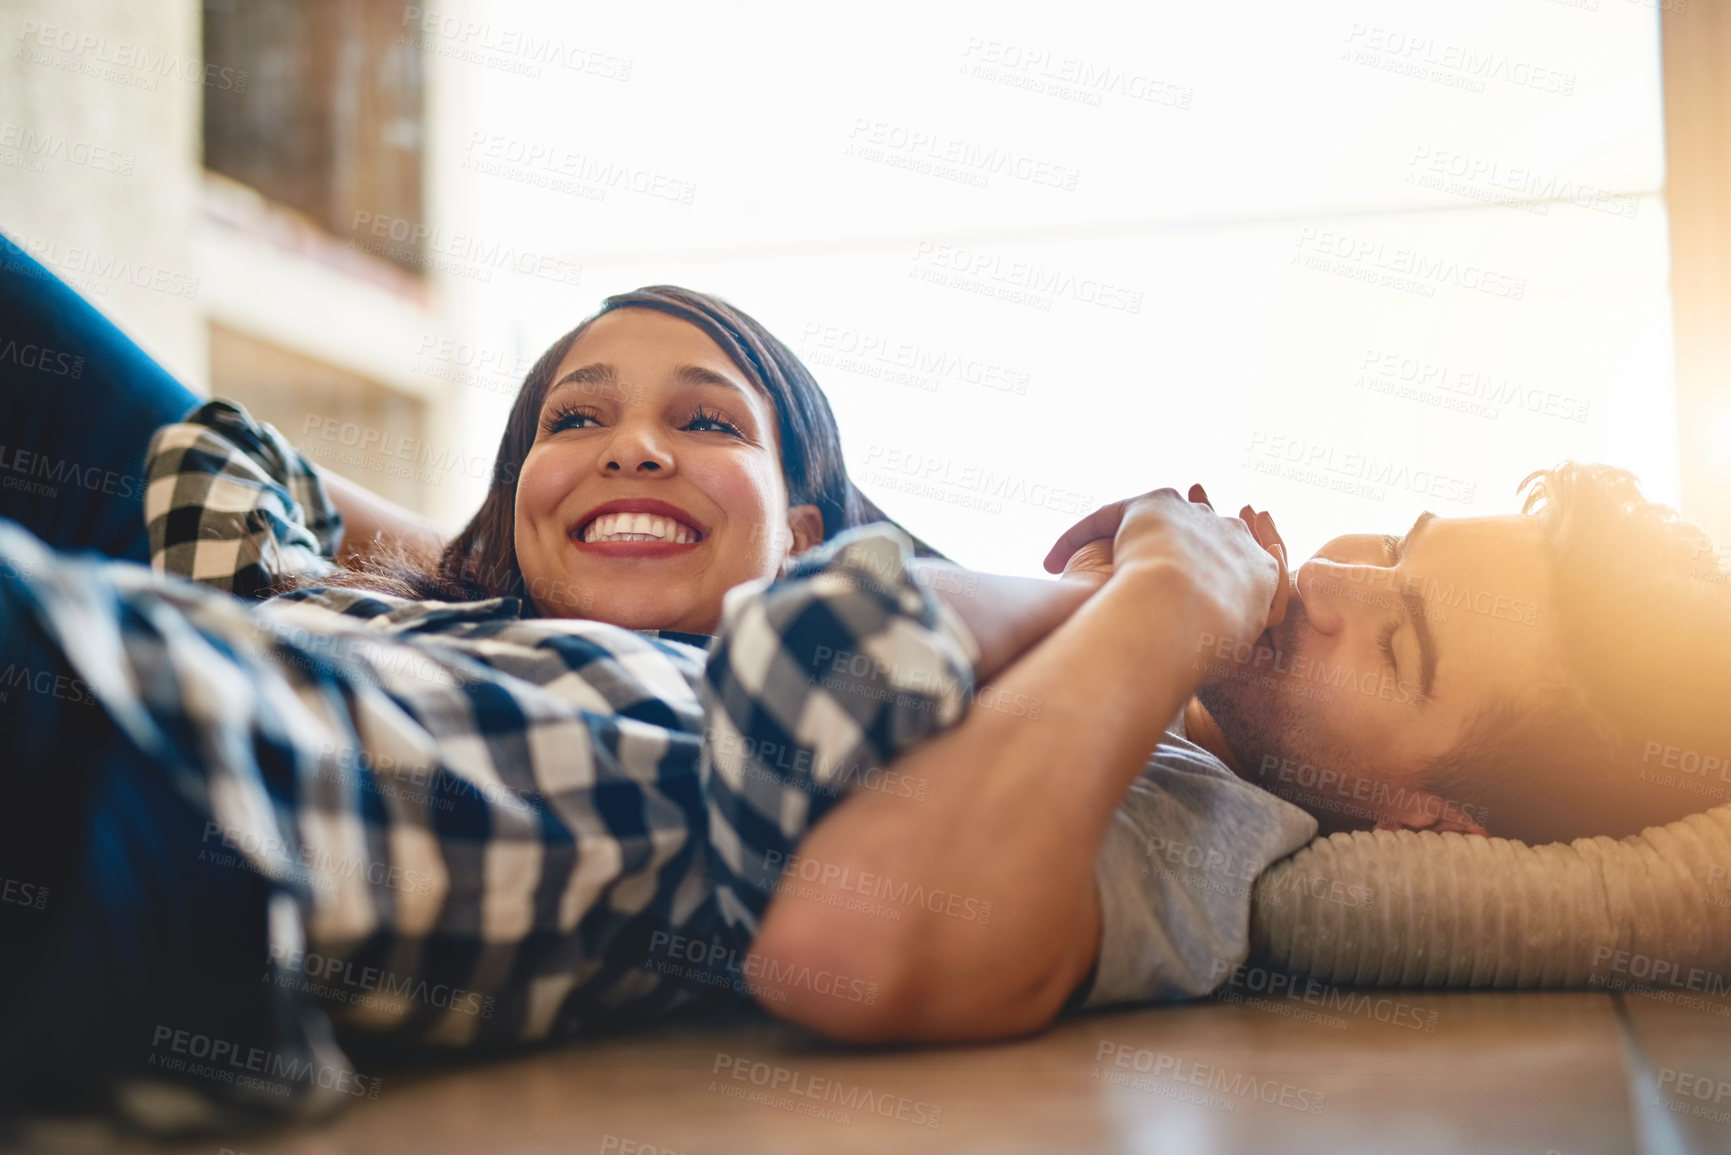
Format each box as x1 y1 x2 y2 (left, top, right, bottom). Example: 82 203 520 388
1423 463 1731 842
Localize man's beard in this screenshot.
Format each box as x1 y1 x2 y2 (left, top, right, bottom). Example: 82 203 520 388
1195 599 1320 796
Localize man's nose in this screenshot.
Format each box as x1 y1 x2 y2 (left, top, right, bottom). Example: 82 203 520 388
1294 557 1381 635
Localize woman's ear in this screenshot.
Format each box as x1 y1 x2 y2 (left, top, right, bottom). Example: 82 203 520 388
784 504 824 560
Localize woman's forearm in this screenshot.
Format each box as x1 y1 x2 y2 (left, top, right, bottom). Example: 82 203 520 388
317 466 448 569
747 559 1206 1040
906 560 1104 681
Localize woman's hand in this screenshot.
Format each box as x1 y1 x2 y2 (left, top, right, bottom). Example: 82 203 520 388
1057 537 1115 590
1053 495 1291 628
1044 485 1284 668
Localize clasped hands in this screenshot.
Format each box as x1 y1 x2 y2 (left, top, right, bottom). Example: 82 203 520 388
1042 485 1292 678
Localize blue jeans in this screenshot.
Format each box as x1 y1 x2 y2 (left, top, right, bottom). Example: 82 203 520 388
0 232 200 563
0 240 283 1120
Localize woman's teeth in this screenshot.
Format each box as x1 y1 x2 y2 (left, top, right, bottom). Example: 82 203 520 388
582 512 699 544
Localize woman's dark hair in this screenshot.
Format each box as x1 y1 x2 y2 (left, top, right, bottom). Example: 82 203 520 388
299 285 941 606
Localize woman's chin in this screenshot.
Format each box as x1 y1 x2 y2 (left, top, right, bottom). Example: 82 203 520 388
577 594 713 636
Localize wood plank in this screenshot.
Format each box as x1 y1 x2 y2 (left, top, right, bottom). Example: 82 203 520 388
58 990 1638 1155
1617 984 1731 1155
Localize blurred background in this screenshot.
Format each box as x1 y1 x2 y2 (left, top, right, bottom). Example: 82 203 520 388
3 0 1726 576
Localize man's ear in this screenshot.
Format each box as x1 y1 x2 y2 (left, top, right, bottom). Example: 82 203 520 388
784 504 824 560
1371 790 1490 837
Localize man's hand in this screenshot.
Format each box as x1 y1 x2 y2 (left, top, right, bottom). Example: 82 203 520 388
1045 485 1284 670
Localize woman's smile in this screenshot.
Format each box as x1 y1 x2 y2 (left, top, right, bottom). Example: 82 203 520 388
513 306 824 633
569 498 707 558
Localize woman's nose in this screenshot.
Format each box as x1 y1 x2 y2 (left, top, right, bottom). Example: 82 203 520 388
599 421 674 475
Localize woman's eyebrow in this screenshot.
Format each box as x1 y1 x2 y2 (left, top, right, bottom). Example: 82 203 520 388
672 363 756 403
548 363 619 397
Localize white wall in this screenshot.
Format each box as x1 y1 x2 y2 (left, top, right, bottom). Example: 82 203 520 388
1 0 1678 570
0 0 206 384
448 0 1674 574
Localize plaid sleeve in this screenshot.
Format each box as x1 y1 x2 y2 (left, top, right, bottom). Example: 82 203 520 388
145 399 344 597
699 523 983 938
0 520 724 1130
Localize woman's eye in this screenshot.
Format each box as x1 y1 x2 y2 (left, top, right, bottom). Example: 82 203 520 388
544 404 602 433
683 405 742 436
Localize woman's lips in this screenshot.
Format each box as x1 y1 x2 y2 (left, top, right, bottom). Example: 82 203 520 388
568 532 701 559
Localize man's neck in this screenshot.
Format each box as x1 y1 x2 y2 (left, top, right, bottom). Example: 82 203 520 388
1182 698 1244 777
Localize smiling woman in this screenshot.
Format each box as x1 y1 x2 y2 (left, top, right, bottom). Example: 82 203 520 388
286 285 940 630
2 248 1315 1129
513 309 825 633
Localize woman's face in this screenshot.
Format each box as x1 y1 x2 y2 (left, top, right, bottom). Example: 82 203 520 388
514 308 823 633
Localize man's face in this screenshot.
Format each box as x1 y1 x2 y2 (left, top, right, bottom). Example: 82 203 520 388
1197 513 1558 835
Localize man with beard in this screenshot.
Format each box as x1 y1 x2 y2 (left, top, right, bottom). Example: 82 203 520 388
758 471 1731 1038
1170 464 1726 849
962 461 1731 1022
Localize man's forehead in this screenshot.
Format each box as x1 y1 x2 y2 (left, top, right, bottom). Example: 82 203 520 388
1404 512 1555 698
1417 513 1547 559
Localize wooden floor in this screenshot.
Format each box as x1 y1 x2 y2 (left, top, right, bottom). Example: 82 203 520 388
18 987 1731 1154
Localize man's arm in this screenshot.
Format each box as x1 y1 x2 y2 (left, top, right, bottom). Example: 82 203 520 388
745 490 1280 1041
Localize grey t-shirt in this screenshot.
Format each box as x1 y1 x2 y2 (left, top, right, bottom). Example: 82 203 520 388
1081 724 1318 1009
